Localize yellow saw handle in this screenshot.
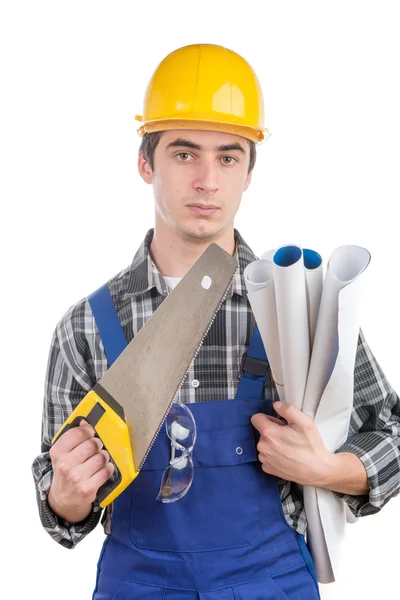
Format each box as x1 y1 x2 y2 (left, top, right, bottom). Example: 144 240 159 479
52 387 139 507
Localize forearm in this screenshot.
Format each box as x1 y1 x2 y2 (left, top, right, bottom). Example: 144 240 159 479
48 484 93 523
32 453 102 548
334 332 400 516
316 451 369 496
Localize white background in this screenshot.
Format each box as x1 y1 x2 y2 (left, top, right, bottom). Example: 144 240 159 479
1 1 400 598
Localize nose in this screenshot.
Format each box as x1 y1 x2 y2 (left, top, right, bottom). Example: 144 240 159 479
193 159 219 195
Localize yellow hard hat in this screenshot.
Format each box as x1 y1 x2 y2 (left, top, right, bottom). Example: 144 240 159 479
135 44 268 143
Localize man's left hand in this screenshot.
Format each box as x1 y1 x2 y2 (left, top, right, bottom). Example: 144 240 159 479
251 401 333 487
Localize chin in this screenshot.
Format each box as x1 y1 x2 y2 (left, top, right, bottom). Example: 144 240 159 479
179 221 224 242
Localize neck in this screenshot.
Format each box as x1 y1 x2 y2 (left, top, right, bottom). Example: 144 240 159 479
150 221 236 277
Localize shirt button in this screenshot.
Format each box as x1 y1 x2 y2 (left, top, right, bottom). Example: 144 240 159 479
191 379 200 388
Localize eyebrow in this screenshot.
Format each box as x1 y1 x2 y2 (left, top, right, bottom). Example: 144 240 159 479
165 138 246 154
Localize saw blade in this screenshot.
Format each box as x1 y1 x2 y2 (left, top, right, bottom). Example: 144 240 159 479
94 243 237 469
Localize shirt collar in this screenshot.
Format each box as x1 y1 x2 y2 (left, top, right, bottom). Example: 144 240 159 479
126 228 257 299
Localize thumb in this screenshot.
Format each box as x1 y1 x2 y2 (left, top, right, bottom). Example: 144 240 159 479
273 401 312 428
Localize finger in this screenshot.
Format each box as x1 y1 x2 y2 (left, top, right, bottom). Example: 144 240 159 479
250 412 271 433
251 412 283 436
264 415 286 427
73 449 112 482
87 462 116 497
67 436 104 468
51 422 96 456
273 401 313 428
258 452 271 466
65 461 115 503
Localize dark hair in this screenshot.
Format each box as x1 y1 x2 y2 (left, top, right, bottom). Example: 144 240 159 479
139 131 256 173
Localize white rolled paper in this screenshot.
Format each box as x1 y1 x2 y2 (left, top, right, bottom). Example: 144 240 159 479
244 259 285 402
302 245 371 584
303 245 371 424
243 258 274 294
260 248 276 262
273 246 311 409
245 242 371 584
303 249 323 347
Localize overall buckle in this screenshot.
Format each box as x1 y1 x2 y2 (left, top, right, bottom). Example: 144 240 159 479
240 353 269 378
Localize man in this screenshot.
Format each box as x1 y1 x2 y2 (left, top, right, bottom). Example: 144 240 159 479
32 44 400 599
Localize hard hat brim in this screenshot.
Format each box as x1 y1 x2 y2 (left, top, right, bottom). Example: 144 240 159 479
136 118 268 144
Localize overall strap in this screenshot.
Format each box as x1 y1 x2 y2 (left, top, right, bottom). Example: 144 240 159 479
88 284 269 400
88 284 127 367
236 325 269 400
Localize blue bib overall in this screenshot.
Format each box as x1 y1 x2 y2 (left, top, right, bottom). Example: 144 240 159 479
89 285 320 599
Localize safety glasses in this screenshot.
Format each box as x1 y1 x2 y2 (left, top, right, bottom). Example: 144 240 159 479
156 402 197 503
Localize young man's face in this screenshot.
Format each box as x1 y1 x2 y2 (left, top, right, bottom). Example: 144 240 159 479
138 130 253 242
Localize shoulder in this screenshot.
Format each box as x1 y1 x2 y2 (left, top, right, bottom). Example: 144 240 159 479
57 261 132 331
51 263 131 381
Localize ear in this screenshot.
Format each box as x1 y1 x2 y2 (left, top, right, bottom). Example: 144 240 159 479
244 170 253 192
138 153 153 184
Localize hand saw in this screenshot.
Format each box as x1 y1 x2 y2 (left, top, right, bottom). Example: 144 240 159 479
52 243 236 507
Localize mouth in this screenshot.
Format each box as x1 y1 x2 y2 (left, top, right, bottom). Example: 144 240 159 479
187 204 220 216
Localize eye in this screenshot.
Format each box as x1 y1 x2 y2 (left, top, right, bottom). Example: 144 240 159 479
221 156 237 165
176 152 192 161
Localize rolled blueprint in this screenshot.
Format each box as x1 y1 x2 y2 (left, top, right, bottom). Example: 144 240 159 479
260 248 276 262
303 245 371 428
244 259 285 402
273 246 310 409
303 249 323 347
302 245 371 584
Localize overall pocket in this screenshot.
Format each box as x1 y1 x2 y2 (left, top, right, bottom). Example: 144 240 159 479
129 422 263 552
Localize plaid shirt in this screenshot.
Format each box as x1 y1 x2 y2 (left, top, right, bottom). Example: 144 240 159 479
32 229 400 549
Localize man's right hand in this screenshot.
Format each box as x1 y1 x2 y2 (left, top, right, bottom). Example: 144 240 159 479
48 420 115 523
